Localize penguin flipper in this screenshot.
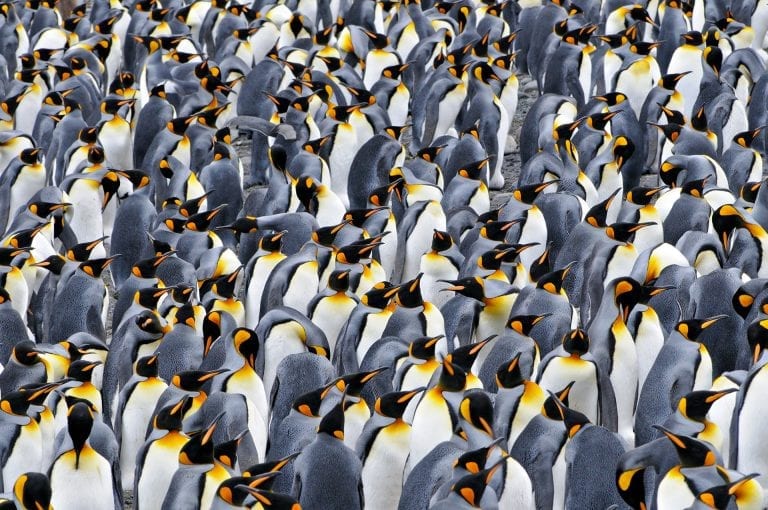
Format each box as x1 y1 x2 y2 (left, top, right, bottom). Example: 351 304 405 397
596 361 619 432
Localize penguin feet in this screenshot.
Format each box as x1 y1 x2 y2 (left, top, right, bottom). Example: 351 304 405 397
490 170 505 190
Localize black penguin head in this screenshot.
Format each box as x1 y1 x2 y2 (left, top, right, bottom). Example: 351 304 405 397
584 188 621 228
408 335 442 360
512 179 559 204
295 176 319 210
605 222 655 243
242 451 300 479
135 355 159 378
232 328 258 368
691 106 709 132
28 200 69 219
19 148 42 165
674 315 727 341
585 111 619 132
442 276 485 302
612 277 643 320
395 274 424 308
133 252 175 279
454 441 500 474
430 230 453 252
508 313 550 337
741 180 761 203
747 318 768 365
655 426 717 468
78 256 118 278
215 473 281 506
258 231 285 253
593 92 627 106
374 389 423 419
678 389 737 421
291 388 325 418
529 244 553 282
459 391 495 437
214 431 246 469
172 369 226 392
438 359 467 392
153 396 192 431
66 237 107 262
361 281 399 309
733 127 762 148
694 474 760 509
167 115 196 135
178 192 212 218
13 472 52 510
704 46 722 76
660 71 691 90
552 396 591 437
343 207 385 228
184 204 226 231
541 381 575 420
326 368 385 398
101 97 134 116
66 359 101 382
180 414 221 465
67 402 94 468
496 353 525 389
536 264 573 294
616 464 648 510
327 270 351 292
480 219 519 241
712 204 746 252
137 286 172 310
562 329 589 356
680 177 709 198
457 158 490 181
368 178 401 206
0 246 29 266
310 221 347 247
446 336 495 372
134 310 169 337
317 402 345 440
450 463 501 507
626 186 664 206
302 134 331 155
612 137 634 168
682 31 704 46
172 303 196 330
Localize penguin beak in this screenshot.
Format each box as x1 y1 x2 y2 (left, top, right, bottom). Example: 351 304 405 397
701 315 728 329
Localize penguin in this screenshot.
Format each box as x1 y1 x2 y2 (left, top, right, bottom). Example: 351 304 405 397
408 359 467 471
243 231 287 329
307 269 359 356
357 389 422 509
0 390 44 493
133 397 192 510
8 472 52 510
292 402 364 509
635 316 725 445
493 354 548 448
49 402 121 510
114 355 168 490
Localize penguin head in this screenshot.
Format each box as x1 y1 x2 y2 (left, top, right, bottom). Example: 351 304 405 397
562 329 589 357
680 177 709 198
0 246 29 267
360 281 400 309
747 318 768 365
694 474 761 509
691 106 710 133
584 111 619 133
612 137 634 168
215 473 280 506
408 336 442 360
470 62 500 84
66 402 94 468
327 368 385 398
207 266 243 299
677 389 737 421
495 353 526 389
132 311 168 340
78 256 118 278
232 328 258 369
374 389 423 419
214 430 246 469
454 441 501 475
135 355 160 378
136 286 172 310
180 414 222 465
541 382 575 420
185 204 227 232
536 264 573 295
257 231 285 253
19 148 42 166
446 336 495 372
336 240 380 265
131 253 171 279
512 180 559 204
449 462 501 508
529 244 553 283
13 472 52 510
0 389 37 416
585 189 621 228
302 134 331 155
458 392 495 437
442 276 485 303
457 158 490 181
172 303 197 329
430 230 453 252
674 315 727 341
437 359 467 392
660 71 691 90
382 63 409 81
395 274 425 308
616 464 648 510
593 92 628 107
343 207 385 229
626 186 664 206
416 145 446 164
734 127 762 149
66 237 107 262
295 176 320 211
347 86 376 105
368 178 402 206
703 46 722 77
712 204 745 253
605 222 655 243
167 115 197 135
552 397 591 437
317 402 345 440
654 426 718 467
66 359 101 383
328 270 351 292
101 97 134 116
682 31 704 46
31 254 66 275
311 221 348 247
172 369 226 392
508 313 550 337
153 396 192 431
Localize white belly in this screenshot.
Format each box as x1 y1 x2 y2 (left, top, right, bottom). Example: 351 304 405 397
119 380 168 488
356 310 393 364
408 392 453 471
51 449 115 510
362 423 411 510
737 368 768 493
282 261 319 314
538 358 599 424
137 437 186 510
2 421 42 489
312 296 357 354
263 323 308 395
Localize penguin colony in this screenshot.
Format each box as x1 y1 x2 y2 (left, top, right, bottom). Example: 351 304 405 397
3 0 768 508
